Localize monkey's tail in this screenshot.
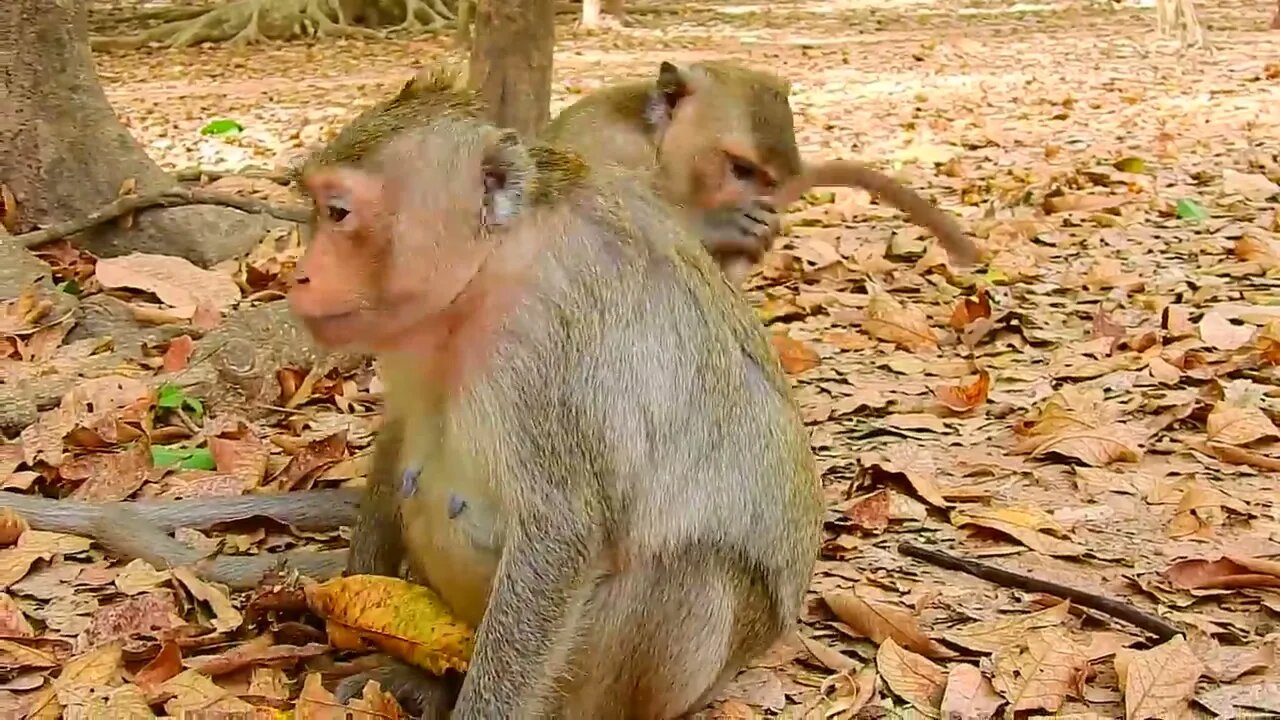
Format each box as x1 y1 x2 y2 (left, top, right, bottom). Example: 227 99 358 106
772 160 978 266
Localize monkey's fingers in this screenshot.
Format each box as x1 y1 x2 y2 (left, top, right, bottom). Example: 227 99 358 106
335 659 461 719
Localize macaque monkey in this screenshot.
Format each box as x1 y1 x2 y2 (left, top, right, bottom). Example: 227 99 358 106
289 69 823 718
544 61 978 284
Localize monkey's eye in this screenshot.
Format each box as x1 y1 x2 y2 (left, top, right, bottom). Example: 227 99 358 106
323 198 351 224
728 158 757 183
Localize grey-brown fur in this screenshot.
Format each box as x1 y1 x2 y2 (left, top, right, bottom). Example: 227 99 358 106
310 75 822 719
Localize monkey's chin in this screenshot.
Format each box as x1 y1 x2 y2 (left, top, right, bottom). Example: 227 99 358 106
297 307 445 355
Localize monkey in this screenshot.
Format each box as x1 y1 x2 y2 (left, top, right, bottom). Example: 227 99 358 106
543 60 978 285
287 68 824 718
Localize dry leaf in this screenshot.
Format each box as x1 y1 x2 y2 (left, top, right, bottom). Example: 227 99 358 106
1205 403 1280 447
306 574 475 675
94 253 241 317
161 335 195 373
823 591 945 658
951 508 1086 557
1166 556 1280 590
934 371 991 412
0 509 27 547
875 637 945 718
770 330 820 374
991 628 1088 713
1199 311 1255 351
940 663 1004 720
0 530 92 588
862 282 938 353
941 602 1073 653
159 668 257 716
858 444 948 508
172 567 243 633
1116 635 1202 720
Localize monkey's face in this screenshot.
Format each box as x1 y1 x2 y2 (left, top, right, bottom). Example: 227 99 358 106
289 131 500 354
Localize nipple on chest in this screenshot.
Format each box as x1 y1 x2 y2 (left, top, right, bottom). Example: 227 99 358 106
400 467 420 497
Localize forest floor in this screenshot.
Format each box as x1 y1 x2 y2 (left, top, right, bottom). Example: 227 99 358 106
3 0 1280 717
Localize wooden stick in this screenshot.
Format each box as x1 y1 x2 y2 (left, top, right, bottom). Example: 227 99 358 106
898 541 1182 642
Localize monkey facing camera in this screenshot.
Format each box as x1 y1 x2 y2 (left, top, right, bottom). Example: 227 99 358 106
287 68 824 719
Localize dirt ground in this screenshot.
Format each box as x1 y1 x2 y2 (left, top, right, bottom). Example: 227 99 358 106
5 0 1280 716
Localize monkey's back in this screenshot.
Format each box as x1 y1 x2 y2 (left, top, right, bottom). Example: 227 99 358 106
462 166 823 628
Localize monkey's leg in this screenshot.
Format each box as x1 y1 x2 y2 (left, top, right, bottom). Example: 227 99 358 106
335 657 461 719
555 554 782 720
345 416 408 577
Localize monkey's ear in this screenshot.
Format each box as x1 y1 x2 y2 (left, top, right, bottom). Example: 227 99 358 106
480 130 530 228
646 61 691 132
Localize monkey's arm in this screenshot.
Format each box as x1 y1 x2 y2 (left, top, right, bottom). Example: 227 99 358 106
345 415 408 577
452 504 598 717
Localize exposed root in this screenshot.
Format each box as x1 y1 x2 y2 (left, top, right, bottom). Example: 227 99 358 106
11 187 308 249
91 0 382 51
394 0 449 33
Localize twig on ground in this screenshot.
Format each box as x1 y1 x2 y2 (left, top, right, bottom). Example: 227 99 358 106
174 166 294 186
12 187 309 248
898 541 1182 642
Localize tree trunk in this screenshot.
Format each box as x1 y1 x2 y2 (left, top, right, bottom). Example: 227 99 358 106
454 0 473 46
466 0 555 136
1 0 277 265
603 0 623 17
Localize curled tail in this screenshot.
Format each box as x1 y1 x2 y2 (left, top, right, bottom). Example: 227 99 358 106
772 160 978 267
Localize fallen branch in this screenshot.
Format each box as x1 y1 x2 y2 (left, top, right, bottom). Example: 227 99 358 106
898 541 1182 642
12 187 309 249
1 490 359 590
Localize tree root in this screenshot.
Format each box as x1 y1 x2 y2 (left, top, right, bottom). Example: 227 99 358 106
898 542 1182 642
91 0 383 51
1 490 359 590
391 0 451 33
175 167 293 186
11 187 308 249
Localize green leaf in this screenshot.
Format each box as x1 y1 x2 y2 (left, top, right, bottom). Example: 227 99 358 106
200 119 244 136
151 445 216 470
56 280 82 296
155 383 204 421
1176 198 1209 222
156 382 186 409
1113 156 1147 173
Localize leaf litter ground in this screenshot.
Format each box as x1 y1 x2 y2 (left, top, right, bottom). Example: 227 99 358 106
3 0 1280 716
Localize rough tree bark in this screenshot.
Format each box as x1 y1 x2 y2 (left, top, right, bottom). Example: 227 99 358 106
91 0 458 50
0 0 279 266
467 0 556 136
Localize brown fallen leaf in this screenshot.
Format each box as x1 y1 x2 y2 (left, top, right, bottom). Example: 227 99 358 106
345 677 409 719
951 507 1086 557
0 592 34 638
183 635 329 676
306 574 474 675
875 637 944 718
63 443 152 502
94 253 241 317
172 567 243 633
1199 310 1256 351
949 288 992 330
160 334 195 373
1206 402 1280 447
769 330 820 375
991 628 1088 713
159 668 257 716
24 643 125 719
76 591 185 653
1165 556 1280 590
940 663 1004 720
858 444 948 508
840 489 891 533
823 590 946 659
0 530 92 589
1115 635 1202 720
0 508 27 547
798 633 858 673
1042 192 1129 214
934 370 991 413
208 433 270 488
862 281 938 353
133 641 183 695
294 672 346 720
269 431 348 491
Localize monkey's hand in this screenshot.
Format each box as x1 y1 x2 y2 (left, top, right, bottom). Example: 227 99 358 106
335 658 460 719
698 196 781 266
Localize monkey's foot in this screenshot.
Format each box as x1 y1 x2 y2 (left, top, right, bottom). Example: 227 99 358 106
336 660 459 720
